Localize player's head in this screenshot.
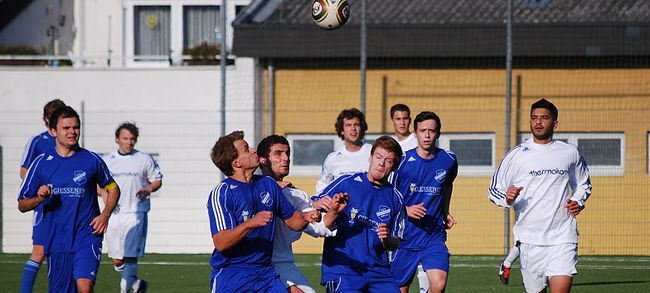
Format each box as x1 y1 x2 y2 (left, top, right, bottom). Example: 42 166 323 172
413 111 441 150
368 136 403 182
335 108 368 143
42 99 66 128
114 122 139 154
390 103 411 136
49 106 81 149
257 135 291 180
530 98 558 142
211 131 258 176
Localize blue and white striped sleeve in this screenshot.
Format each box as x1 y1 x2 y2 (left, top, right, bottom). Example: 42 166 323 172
20 135 39 168
392 189 406 239
207 183 235 235
488 146 520 207
18 154 46 200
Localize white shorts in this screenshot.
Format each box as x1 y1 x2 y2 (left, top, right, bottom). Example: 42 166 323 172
519 242 577 293
273 262 316 293
106 212 148 259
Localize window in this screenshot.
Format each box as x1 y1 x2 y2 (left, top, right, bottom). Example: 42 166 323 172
125 1 249 67
287 134 339 176
519 132 625 176
183 6 220 50
437 133 495 176
134 6 171 60
286 133 494 177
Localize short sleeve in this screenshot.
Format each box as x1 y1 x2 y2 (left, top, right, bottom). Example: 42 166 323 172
207 183 236 235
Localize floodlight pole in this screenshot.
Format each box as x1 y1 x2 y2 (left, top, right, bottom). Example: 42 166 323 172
360 0 367 114
220 0 228 136
504 0 513 256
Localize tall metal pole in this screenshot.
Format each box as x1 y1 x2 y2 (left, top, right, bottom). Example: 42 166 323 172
220 0 228 136
360 0 367 113
268 59 275 135
504 0 513 256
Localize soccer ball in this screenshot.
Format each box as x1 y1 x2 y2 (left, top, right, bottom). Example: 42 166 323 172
311 0 350 30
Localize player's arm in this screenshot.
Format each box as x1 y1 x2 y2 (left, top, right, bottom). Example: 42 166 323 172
136 179 162 200
19 167 28 179
323 193 349 228
567 153 592 216
213 210 272 252
488 148 520 207
441 183 458 229
377 223 400 251
18 185 51 212
90 180 120 234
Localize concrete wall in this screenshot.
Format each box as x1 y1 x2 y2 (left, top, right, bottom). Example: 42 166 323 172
0 61 256 253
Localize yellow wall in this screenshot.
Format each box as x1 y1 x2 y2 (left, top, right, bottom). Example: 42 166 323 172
267 68 650 255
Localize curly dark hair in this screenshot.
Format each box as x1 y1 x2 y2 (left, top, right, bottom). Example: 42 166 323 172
334 108 368 141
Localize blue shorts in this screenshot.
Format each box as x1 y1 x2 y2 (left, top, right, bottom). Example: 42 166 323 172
48 244 102 293
210 265 286 293
390 242 450 286
324 273 400 293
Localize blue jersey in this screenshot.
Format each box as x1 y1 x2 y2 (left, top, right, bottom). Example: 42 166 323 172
18 148 114 254
207 175 296 269
21 131 56 169
392 148 458 249
313 172 405 283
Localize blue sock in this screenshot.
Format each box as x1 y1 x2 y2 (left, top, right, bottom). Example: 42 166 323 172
123 262 138 290
20 259 41 293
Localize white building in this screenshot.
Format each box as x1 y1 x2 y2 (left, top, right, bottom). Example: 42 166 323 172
0 0 260 253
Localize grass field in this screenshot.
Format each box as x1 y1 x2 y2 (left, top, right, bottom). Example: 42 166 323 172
1 254 649 292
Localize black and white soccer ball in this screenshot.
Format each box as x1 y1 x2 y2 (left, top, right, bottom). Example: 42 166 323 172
311 0 350 30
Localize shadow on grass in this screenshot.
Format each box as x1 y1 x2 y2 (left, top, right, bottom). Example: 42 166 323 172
573 280 650 286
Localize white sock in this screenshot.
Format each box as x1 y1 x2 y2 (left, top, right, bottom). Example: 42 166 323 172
503 246 520 267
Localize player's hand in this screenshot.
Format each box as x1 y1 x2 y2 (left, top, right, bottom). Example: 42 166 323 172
312 196 333 212
376 223 389 240
303 210 321 223
406 203 426 219
136 187 151 200
36 185 52 202
90 213 109 234
247 211 273 228
506 186 523 204
330 193 349 214
444 213 457 230
566 199 583 216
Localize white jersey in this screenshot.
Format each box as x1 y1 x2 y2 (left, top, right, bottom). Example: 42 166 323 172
488 139 591 245
103 150 163 213
396 133 418 152
272 186 333 264
315 143 372 194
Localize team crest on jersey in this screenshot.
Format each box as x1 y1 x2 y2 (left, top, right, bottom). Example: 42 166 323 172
242 210 250 221
409 183 416 193
73 170 87 185
349 208 359 224
435 169 447 183
260 192 273 207
376 205 391 221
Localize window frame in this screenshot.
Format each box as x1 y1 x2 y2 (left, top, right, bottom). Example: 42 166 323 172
124 0 247 67
518 132 625 176
437 132 496 177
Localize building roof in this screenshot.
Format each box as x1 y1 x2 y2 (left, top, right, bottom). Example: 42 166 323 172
232 0 650 58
